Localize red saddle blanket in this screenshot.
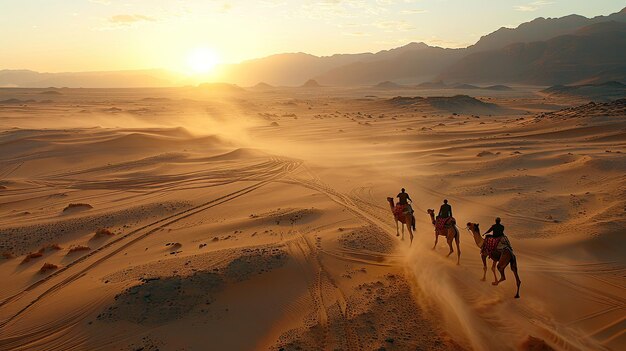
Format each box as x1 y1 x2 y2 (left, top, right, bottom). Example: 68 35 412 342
393 204 406 220
434 217 455 236
482 236 501 259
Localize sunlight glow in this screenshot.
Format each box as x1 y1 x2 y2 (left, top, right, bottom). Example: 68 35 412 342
187 47 219 74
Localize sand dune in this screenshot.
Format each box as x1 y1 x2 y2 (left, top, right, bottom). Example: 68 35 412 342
0 87 624 351
387 95 516 115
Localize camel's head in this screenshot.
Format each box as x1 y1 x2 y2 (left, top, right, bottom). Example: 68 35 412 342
427 209 434 215
386 197 394 203
466 222 480 232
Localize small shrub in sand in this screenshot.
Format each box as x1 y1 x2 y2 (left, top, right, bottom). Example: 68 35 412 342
44 243 62 251
94 228 115 238
63 203 93 212
39 262 59 273
67 245 91 254
21 251 44 264
165 242 182 249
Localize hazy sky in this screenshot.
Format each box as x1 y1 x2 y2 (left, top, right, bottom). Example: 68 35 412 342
1 0 624 73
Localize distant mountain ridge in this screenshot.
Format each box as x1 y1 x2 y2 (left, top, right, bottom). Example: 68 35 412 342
468 7 626 52
218 6 626 86
1 7 625 88
313 46 464 86
318 7 626 86
438 21 626 85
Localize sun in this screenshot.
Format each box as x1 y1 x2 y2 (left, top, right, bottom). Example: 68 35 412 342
186 47 219 74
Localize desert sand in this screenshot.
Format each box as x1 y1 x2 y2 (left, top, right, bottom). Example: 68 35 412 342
0 86 624 351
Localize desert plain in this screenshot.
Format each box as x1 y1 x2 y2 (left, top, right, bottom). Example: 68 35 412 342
0 85 624 351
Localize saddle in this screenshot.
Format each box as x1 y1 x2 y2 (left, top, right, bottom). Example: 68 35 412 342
435 216 455 235
393 204 412 220
482 236 501 259
482 235 512 259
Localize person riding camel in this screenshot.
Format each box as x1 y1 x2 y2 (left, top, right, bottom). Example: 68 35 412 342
434 199 455 234
389 187 416 235
387 188 415 235
438 199 452 219
482 217 513 259
396 188 413 214
484 217 504 238
397 188 412 205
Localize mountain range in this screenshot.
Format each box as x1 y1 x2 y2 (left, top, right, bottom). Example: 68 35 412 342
439 21 626 85
1 7 625 88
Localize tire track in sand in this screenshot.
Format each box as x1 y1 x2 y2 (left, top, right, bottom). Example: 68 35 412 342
0 158 301 331
285 231 359 351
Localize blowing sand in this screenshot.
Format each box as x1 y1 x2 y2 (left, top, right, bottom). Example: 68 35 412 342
0 87 624 350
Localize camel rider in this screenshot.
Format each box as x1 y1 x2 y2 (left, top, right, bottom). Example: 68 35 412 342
484 217 512 252
397 188 413 214
484 217 504 238
438 199 452 219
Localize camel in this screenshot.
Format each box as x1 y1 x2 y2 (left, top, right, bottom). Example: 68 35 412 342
466 223 521 298
427 209 460 265
386 197 415 244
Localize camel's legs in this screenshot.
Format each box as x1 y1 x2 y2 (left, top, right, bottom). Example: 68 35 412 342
406 215 414 245
396 220 400 237
446 236 454 257
510 254 521 298
445 229 455 257
496 265 507 284
491 260 498 284
401 223 405 240
454 227 461 265
433 232 439 249
481 255 488 281
494 250 511 285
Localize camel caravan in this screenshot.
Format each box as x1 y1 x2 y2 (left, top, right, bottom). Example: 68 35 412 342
388 189 521 298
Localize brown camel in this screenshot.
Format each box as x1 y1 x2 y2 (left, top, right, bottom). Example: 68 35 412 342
466 222 521 298
427 209 460 265
386 197 414 244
